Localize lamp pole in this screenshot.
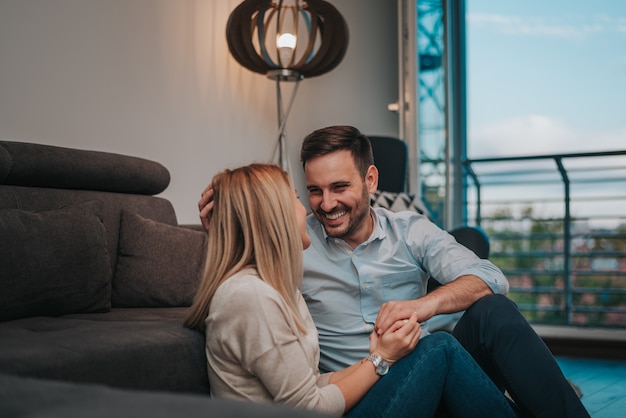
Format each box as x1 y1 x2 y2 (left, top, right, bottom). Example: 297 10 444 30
268 69 302 173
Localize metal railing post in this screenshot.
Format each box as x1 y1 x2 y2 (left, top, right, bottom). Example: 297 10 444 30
555 157 573 323
464 161 481 226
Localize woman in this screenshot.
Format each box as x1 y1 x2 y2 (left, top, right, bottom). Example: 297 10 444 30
185 164 517 417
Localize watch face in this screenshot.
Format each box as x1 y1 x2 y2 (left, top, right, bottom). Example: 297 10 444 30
367 354 390 376
376 359 389 376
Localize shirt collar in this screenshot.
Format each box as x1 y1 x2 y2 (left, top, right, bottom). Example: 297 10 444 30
369 208 386 242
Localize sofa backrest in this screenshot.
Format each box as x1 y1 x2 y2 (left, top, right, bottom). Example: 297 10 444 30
0 140 171 195
0 141 177 275
0 141 206 319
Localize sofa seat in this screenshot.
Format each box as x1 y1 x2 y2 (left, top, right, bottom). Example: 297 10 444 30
0 308 208 393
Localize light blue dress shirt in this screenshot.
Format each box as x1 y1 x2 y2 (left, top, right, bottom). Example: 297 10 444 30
302 207 509 373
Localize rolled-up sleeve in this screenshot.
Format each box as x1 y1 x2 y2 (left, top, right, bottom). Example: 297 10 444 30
408 218 509 295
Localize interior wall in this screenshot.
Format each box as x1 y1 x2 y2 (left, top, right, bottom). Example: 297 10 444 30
0 0 398 224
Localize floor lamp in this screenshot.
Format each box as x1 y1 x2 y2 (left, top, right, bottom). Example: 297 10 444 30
226 0 349 173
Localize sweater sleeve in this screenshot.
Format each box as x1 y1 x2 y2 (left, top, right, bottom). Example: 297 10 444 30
250 338 345 416
207 273 345 416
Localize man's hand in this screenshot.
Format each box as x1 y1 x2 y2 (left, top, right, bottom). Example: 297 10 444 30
375 276 493 335
198 184 214 233
375 297 438 336
370 312 421 364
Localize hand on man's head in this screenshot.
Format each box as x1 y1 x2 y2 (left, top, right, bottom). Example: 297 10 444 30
198 184 214 233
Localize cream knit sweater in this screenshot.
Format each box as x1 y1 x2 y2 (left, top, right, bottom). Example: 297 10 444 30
205 269 345 416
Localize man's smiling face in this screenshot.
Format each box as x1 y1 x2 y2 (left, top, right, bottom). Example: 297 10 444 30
305 149 378 248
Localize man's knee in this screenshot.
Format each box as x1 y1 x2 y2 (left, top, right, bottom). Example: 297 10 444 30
456 294 526 335
467 294 518 320
453 294 530 364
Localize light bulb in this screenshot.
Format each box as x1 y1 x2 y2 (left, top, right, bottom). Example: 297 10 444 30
277 33 296 66
276 33 297 49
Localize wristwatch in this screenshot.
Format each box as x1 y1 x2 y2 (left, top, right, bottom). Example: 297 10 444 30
366 354 389 376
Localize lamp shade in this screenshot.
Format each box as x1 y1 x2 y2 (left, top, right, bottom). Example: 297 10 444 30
226 0 349 80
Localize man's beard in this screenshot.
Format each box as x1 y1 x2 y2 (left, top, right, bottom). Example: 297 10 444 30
317 186 370 240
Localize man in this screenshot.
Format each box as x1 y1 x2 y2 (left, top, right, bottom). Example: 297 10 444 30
199 125 589 417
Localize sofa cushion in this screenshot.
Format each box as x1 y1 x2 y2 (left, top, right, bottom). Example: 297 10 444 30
370 190 430 217
0 185 180 278
0 203 112 321
113 211 207 308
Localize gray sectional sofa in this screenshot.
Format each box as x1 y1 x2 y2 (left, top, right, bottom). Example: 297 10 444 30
0 141 324 417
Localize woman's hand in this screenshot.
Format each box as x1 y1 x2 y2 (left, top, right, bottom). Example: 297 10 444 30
375 298 437 336
198 184 214 233
370 312 421 365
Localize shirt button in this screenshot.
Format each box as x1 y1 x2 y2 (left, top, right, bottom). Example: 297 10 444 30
363 283 369 289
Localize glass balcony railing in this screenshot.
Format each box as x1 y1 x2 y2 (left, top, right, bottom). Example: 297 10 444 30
462 150 626 329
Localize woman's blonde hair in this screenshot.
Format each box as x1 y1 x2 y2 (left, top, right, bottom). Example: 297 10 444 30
184 163 307 334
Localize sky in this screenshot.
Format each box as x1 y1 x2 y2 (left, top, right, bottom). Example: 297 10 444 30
466 0 626 158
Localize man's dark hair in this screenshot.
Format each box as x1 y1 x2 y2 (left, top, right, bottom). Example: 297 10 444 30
300 125 374 178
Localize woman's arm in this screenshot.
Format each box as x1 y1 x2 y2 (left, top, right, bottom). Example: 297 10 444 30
212 278 345 415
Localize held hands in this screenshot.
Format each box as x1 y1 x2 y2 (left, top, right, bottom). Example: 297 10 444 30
198 184 214 233
369 312 421 365
374 298 438 336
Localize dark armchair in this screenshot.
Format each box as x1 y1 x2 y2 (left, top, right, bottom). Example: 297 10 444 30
369 135 408 193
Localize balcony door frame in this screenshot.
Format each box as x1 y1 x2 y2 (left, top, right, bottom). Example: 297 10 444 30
397 0 467 230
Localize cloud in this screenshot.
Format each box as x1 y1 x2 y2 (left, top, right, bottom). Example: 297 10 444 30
595 14 626 32
469 13 517 27
469 114 626 157
467 12 625 41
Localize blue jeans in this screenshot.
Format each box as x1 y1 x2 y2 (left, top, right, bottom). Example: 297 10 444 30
345 332 517 418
